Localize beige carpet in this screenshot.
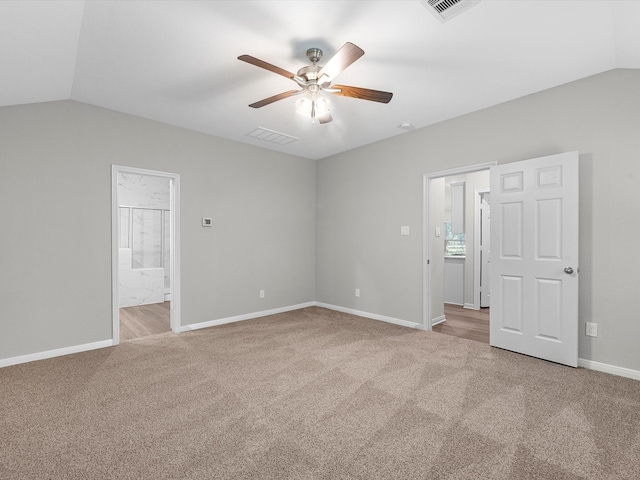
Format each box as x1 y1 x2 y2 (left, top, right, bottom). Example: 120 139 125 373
1 307 639 479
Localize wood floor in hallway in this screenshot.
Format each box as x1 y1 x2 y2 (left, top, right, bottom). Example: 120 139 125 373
120 301 171 342
119 302 488 344
432 303 490 344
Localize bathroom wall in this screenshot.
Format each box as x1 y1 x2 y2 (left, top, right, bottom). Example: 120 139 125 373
118 172 171 307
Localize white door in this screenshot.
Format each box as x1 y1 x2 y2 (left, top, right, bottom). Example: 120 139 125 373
480 193 491 307
490 151 579 367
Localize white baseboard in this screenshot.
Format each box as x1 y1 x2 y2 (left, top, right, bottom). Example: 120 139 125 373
6 307 637 385
180 302 316 333
463 303 478 310
316 302 424 330
0 339 114 369
578 358 640 381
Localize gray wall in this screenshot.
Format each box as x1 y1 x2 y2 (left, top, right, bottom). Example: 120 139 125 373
317 69 640 372
0 100 316 359
463 170 490 307
2 69 639 374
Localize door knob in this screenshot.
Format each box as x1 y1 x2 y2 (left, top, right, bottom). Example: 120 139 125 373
564 267 574 275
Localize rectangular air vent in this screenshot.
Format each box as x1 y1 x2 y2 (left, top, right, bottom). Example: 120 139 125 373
246 127 298 145
421 0 481 23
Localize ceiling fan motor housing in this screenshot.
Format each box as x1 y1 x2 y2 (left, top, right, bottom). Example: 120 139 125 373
297 65 322 83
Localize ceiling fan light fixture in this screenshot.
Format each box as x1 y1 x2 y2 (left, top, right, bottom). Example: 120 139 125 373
295 98 312 115
296 96 330 124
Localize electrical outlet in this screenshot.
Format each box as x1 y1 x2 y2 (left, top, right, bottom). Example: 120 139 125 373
355 288 360 298
585 322 598 337
259 289 265 299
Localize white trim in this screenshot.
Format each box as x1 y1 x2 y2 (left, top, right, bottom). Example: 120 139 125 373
169 175 181 333
423 162 496 331
422 174 431 331
180 302 316 332
463 303 477 310
0 340 113 368
473 188 490 310
112 165 181 344
431 314 446 326
111 167 120 343
317 303 424 330
425 163 497 179
578 358 640 381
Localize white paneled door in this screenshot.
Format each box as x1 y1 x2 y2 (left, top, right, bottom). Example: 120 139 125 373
490 151 579 367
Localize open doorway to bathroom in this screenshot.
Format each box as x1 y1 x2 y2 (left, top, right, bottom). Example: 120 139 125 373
111 166 180 344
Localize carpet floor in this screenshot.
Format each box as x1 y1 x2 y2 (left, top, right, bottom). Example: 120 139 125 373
1 306 639 479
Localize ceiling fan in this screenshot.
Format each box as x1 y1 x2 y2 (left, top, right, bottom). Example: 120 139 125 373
238 42 393 124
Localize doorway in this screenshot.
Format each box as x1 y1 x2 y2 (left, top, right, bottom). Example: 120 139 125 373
111 166 181 345
423 162 495 343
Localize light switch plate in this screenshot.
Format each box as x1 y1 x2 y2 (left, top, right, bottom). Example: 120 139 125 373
435 227 441 237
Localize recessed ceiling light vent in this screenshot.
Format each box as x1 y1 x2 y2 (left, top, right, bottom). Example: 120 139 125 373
246 127 298 145
421 0 481 23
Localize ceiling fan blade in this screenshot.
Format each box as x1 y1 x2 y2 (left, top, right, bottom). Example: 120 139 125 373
318 112 333 124
238 54 299 81
330 85 393 104
317 42 364 82
248 90 302 108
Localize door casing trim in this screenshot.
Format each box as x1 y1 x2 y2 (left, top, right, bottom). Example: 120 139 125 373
111 165 181 344
423 162 496 331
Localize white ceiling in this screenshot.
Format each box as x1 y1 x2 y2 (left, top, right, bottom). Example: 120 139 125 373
2 1 639 160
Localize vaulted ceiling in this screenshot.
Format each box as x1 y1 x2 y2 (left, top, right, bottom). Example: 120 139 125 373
2 1 639 160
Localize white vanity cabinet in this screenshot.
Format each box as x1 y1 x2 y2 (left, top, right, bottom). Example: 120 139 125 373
444 256 465 305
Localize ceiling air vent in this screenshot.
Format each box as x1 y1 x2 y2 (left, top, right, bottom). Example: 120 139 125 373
246 127 298 145
421 0 481 23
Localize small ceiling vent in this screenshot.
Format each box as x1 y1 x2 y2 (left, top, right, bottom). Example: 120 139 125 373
246 127 298 145
421 0 481 23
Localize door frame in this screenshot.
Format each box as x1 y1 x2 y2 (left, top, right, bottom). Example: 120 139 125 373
473 188 491 310
111 165 181 345
423 162 496 330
